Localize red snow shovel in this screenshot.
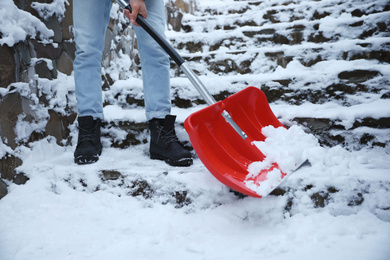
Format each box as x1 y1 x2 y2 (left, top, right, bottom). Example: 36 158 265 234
116 0 288 197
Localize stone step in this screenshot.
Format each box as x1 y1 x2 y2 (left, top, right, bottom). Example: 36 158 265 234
292 117 390 149
104 68 388 109
100 119 193 151
4 0 389 155
98 115 390 151
166 39 390 78
170 12 390 55
197 1 263 17
185 0 390 31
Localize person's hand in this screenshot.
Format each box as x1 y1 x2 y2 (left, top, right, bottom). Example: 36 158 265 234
124 0 147 27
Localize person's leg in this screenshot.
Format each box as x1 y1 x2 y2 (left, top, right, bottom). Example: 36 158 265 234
133 0 192 166
73 0 112 120
73 0 112 164
133 0 171 121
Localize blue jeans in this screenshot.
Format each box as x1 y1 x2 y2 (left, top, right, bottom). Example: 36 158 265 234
73 0 171 120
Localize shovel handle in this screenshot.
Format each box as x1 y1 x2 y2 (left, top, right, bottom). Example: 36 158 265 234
114 0 247 139
115 0 185 66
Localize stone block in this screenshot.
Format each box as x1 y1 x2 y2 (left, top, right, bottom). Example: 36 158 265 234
61 0 74 40
170 0 197 14
63 40 76 60
167 5 183 32
338 70 380 83
0 92 38 149
13 172 29 185
56 51 74 76
0 45 17 88
0 178 7 200
100 170 123 181
0 153 23 181
44 15 63 43
14 0 39 16
30 39 63 59
14 41 32 70
45 110 77 145
103 27 116 62
34 60 53 79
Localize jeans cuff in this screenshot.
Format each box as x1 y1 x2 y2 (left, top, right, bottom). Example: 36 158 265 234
146 111 170 121
78 112 104 120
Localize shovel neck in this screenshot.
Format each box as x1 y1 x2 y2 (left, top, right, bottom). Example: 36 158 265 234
180 62 217 106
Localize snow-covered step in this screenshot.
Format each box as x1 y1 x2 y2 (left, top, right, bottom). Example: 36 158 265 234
100 99 390 151
172 11 390 55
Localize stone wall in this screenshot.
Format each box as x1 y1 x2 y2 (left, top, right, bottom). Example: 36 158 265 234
0 0 197 199
0 0 193 86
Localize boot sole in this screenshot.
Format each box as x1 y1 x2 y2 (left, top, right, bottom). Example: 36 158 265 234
150 153 193 167
74 155 99 165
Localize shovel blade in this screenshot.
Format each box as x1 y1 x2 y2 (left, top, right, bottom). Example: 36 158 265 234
184 87 286 198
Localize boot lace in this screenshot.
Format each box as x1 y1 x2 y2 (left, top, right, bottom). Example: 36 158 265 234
157 126 179 144
78 126 97 143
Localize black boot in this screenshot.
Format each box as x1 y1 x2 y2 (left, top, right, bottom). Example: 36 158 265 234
74 116 102 165
148 115 193 167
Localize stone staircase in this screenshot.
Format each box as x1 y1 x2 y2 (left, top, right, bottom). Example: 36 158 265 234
1 0 390 198
103 0 390 151
0 0 390 209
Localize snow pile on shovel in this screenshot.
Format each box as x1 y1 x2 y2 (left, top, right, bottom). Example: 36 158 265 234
245 125 320 197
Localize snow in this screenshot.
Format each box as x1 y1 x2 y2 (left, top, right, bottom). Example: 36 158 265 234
2 138 389 259
0 139 13 158
245 125 320 197
1 0 390 259
253 125 319 173
0 0 53 46
246 167 284 197
31 0 69 21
